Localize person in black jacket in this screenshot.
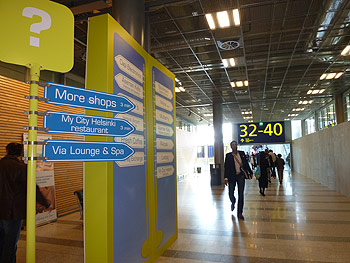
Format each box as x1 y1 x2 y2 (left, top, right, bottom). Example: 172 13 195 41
0 143 51 263
257 151 269 196
224 141 253 220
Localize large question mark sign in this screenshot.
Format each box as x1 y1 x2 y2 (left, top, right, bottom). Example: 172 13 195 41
22 7 52 48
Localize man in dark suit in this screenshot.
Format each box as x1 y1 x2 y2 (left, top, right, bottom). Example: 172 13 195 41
224 140 253 220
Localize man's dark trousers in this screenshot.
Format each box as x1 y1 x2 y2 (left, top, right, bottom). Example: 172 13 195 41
0 220 22 263
228 172 245 215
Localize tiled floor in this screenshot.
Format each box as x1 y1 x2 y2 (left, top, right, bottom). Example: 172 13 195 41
17 170 350 262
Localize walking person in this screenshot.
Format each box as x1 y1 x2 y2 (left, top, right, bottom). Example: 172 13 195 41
224 141 253 220
265 149 272 183
257 151 269 196
268 150 277 178
0 143 52 263
250 154 256 169
276 154 285 184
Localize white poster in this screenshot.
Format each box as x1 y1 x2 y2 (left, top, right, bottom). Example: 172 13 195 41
23 133 57 226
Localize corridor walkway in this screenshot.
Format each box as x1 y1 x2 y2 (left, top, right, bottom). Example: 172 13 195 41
16 171 350 262
155 171 350 263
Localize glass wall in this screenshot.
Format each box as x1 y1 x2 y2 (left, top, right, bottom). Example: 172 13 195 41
291 120 302 140
305 115 316 135
317 101 336 130
345 91 350 121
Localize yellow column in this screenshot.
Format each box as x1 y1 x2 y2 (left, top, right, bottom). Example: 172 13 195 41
26 64 40 263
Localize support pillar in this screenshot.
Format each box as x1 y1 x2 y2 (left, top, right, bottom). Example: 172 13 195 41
334 93 345 124
213 102 224 184
144 7 151 53
112 0 145 47
301 120 306 136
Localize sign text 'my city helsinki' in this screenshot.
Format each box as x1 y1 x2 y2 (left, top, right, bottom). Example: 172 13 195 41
44 111 135 137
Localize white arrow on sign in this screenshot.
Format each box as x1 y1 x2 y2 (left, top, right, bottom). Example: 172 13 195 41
116 151 144 167
115 55 143 83
155 81 173 100
117 92 143 116
157 152 174 164
115 74 143 99
156 123 174 137
156 138 174 150
116 114 143 131
155 95 173 112
157 165 175 178
155 109 173 125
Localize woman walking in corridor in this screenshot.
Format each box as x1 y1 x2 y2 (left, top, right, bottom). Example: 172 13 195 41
257 151 269 196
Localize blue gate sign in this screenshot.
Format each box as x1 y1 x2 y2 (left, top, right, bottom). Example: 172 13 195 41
43 111 135 137
44 82 135 113
43 140 135 162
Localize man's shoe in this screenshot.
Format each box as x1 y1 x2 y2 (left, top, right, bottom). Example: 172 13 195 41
231 204 235 211
238 214 245 220
259 190 265 196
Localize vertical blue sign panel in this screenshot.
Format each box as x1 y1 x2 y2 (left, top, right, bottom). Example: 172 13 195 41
113 32 147 263
153 66 176 248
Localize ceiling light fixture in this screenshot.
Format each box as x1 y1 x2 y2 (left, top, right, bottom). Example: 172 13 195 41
230 82 235 87
335 72 343 79
222 58 235 68
320 72 344 80
175 87 180 93
205 14 215 29
299 100 313 105
326 73 336 79
341 45 350 56
288 114 298 117
244 80 248 86
178 86 185 92
292 108 304 112
236 81 243 87
320 74 327 80
233 9 240 26
217 11 230 28
307 89 326 95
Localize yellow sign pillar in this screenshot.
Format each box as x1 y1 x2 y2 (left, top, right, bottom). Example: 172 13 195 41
26 64 40 263
0 1 74 262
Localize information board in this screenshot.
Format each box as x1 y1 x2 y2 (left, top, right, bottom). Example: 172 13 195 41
112 30 147 263
152 66 176 248
237 121 285 144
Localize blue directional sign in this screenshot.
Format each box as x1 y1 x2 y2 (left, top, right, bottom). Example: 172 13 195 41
44 82 135 113
43 140 135 162
43 111 135 137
